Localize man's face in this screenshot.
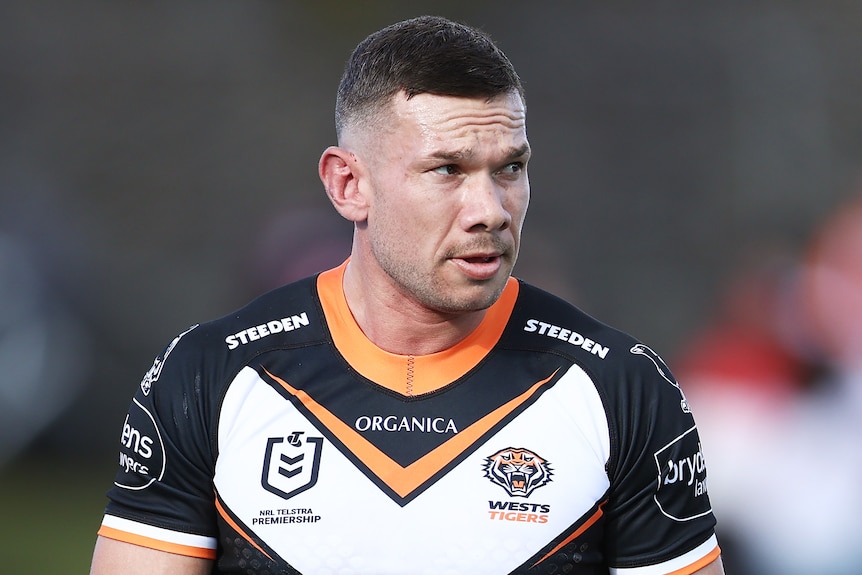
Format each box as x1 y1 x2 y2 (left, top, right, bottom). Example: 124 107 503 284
355 90 530 314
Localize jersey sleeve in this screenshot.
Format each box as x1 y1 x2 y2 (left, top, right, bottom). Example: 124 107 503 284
97 324 221 559
601 342 720 574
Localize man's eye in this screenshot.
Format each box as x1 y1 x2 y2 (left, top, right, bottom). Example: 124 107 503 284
500 162 524 175
432 165 459 175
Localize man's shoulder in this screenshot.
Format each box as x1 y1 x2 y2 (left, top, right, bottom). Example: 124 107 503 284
144 276 328 389
508 280 638 365
509 280 684 398
204 275 327 352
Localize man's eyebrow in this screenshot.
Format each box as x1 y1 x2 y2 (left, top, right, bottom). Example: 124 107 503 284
429 143 531 163
430 149 472 162
507 143 531 160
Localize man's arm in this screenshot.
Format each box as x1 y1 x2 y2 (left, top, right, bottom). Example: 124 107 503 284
90 536 213 575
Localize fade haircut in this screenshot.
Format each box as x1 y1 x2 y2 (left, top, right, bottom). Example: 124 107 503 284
335 15 524 140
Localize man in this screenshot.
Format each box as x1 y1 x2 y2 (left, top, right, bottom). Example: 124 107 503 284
90 15 724 575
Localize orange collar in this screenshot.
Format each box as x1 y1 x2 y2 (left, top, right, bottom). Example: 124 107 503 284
316 262 519 396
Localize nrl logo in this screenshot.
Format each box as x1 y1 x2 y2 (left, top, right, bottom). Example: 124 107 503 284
261 432 323 500
483 447 553 497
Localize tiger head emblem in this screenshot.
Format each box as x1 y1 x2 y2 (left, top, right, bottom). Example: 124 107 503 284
483 447 553 497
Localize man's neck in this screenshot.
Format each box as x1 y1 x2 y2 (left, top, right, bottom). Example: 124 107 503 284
340 260 487 356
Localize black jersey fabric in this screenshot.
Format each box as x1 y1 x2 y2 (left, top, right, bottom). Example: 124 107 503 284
99 263 719 574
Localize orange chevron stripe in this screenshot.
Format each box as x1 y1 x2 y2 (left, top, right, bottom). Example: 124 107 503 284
531 501 606 567
215 496 273 561
264 367 559 498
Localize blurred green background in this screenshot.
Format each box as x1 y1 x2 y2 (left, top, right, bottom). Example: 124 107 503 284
0 458 112 572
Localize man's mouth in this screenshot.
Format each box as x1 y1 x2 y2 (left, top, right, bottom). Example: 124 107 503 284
463 255 497 264
452 254 503 280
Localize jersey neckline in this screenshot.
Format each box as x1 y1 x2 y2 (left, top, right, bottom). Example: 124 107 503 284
316 262 519 396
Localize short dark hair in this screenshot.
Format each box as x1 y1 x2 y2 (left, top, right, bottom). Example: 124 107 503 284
335 15 524 139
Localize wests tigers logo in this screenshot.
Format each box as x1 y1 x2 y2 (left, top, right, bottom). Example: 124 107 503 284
483 447 553 497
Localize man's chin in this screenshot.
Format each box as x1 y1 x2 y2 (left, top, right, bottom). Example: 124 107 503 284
437 280 509 314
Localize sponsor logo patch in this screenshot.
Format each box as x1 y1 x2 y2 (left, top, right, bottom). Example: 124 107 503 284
523 319 610 359
354 415 458 434
483 447 553 498
261 432 323 500
225 313 310 350
115 398 166 490
653 426 712 521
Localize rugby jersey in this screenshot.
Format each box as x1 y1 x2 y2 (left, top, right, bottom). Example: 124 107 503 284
98 262 719 574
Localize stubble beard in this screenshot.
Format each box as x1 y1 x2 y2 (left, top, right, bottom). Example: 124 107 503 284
373 236 516 315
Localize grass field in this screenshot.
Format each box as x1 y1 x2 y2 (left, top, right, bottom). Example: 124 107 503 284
0 458 114 574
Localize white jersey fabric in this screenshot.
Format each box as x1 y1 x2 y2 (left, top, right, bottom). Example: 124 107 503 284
98 263 720 574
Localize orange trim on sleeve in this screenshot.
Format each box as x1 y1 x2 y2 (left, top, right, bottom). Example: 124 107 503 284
97 525 217 560
666 544 722 575
316 262 519 395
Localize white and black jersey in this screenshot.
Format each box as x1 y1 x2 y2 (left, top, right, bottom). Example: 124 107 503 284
99 262 719 574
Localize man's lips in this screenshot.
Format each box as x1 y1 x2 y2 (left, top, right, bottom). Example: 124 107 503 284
450 253 503 280
462 255 497 264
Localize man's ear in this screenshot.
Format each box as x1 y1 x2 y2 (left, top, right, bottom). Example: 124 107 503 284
319 146 369 223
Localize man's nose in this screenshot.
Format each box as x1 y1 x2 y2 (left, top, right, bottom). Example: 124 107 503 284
460 175 511 232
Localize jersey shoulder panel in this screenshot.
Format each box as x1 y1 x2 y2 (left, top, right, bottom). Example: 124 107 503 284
101 275 330 553
507 281 693 435
508 281 718 571
137 274 327 400
504 280 638 366
214 275 329 356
